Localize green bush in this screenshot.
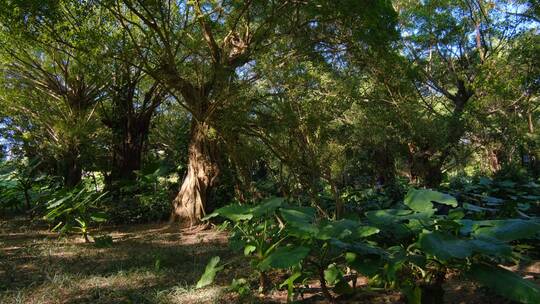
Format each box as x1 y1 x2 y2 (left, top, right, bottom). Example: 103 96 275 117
202 189 540 303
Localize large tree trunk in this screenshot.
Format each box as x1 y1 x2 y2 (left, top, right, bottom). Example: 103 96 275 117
109 122 149 183
111 142 142 182
170 120 220 226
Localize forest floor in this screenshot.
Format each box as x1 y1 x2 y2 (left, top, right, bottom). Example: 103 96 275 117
1 216 538 304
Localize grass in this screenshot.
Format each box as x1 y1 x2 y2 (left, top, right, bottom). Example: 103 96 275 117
0 217 241 304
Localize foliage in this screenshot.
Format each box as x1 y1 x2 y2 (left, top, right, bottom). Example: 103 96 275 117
105 164 179 224
43 183 108 242
206 188 540 303
196 256 224 289
0 1 538 302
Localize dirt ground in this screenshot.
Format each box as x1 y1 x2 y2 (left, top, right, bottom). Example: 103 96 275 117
1 216 537 303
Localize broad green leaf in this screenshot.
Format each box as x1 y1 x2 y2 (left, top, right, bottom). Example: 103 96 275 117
419 231 512 260
366 209 428 225
472 219 540 241
196 256 224 289
468 238 512 257
404 189 457 214
331 239 386 257
366 209 423 238
467 264 540 304
317 219 359 240
281 206 319 237
463 203 496 212
251 197 284 218
324 264 342 285
259 245 310 270
204 205 253 222
280 206 316 224
357 226 380 238
418 232 472 260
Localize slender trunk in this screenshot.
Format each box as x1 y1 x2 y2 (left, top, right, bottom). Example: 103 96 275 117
330 180 343 219
23 187 31 210
62 148 82 188
528 112 534 133
170 120 220 226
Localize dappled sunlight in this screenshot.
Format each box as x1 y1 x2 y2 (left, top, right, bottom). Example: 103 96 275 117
0 220 241 304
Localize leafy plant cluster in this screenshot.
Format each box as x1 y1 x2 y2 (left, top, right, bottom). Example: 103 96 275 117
104 165 179 224
43 184 109 243
0 158 114 244
448 176 540 219
201 189 540 303
0 158 62 215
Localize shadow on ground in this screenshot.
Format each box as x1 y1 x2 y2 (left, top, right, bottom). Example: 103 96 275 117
0 217 242 304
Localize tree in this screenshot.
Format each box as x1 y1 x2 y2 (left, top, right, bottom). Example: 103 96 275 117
105 0 397 225
394 0 536 186
100 50 166 185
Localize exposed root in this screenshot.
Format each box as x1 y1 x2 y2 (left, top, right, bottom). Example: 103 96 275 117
180 222 210 234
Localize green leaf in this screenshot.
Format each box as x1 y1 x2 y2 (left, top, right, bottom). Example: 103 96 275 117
280 206 316 224
472 219 540 242
251 197 284 218
90 212 108 222
196 256 224 289
332 239 386 257
357 226 380 238
279 271 302 301
244 244 256 256
281 207 319 237
46 195 71 209
259 245 310 270
205 205 253 222
463 203 496 212
317 219 358 240
324 264 342 285
418 231 512 261
468 238 512 257
404 189 457 214
467 264 540 304
418 232 472 260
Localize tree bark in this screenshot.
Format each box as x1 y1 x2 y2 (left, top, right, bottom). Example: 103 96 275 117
109 121 149 183
170 119 220 226
62 148 82 188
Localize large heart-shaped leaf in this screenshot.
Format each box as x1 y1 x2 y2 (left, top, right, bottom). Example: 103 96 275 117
419 231 513 261
404 189 457 214
259 245 310 270
467 264 540 304
251 197 284 218
317 219 359 240
203 204 253 222
472 219 540 242
418 231 473 260
281 207 318 237
280 206 316 224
